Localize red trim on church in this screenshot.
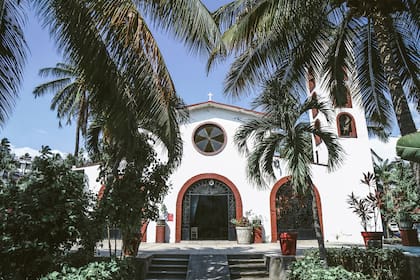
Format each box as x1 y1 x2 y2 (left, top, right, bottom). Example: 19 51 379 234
269 177 324 242
175 173 243 243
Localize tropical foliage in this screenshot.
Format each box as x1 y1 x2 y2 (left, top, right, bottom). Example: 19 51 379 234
372 155 420 229
0 0 27 126
396 132 420 163
234 84 343 261
211 0 419 136
96 134 171 256
41 260 136 280
33 62 90 157
347 172 381 232
0 146 99 279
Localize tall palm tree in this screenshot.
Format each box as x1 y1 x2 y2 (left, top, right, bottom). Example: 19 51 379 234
235 79 344 262
1 0 223 162
0 0 27 126
33 62 89 157
211 0 419 136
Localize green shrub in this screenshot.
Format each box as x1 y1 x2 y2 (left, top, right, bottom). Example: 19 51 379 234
307 247 409 280
289 255 367 280
0 148 101 279
41 260 135 280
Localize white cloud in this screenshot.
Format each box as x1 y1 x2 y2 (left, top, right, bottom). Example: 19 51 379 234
12 146 67 158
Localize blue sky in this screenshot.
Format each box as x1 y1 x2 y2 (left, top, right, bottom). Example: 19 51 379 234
1 1 417 158
2 0 248 154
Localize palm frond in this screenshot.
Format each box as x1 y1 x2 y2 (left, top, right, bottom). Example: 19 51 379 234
353 19 394 135
0 0 27 126
321 12 355 106
140 0 223 56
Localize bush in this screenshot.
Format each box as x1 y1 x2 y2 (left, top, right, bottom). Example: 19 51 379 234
0 147 101 279
308 247 409 280
40 260 136 280
289 255 367 280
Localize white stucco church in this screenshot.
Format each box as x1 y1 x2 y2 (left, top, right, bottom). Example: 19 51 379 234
82 80 381 245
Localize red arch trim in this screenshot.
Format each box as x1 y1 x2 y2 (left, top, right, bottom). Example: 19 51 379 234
269 177 324 242
175 173 243 243
336 112 357 138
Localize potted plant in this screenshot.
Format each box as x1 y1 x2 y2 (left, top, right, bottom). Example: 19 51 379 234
231 215 253 244
347 172 383 248
397 212 418 246
251 214 264 243
155 204 167 243
276 191 300 255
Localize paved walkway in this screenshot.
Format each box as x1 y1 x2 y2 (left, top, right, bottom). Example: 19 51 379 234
97 240 420 257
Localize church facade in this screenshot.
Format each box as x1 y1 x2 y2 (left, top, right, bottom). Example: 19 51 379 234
82 87 380 244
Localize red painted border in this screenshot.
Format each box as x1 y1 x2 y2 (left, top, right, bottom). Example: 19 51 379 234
269 177 324 242
336 112 357 138
175 173 243 242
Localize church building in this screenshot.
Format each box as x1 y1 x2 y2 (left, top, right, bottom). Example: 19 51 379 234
82 83 379 245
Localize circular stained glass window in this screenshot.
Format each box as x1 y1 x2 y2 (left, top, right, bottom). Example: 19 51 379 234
193 123 226 155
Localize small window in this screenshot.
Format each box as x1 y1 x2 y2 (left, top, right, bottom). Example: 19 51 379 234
193 123 226 155
307 69 316 93
333 87 352 108
314 119 322 145
311 92 319 118
337 113 357 138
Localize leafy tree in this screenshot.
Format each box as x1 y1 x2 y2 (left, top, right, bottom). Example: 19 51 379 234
211 0 418 137
234 83 343 263
95 130 171 257
1 0 222 138
0 146 99 279
33 62 90 157
0 138 19 181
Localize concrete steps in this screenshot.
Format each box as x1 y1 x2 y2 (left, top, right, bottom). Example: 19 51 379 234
145 254 190 280
228 254 269 279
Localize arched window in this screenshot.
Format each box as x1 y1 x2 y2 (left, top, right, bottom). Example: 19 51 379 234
333 87 352 108
314 119 322 145
311 92 319 118
337 113 357 138
307 69 315 93
344 88 352 108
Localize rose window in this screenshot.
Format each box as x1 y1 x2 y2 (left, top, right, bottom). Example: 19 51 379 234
193 123 226 155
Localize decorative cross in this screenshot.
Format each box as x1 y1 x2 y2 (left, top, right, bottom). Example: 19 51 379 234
208 92 213 101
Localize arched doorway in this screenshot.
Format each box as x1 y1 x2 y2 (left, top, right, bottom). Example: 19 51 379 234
175 174 243 242
270 177 323 242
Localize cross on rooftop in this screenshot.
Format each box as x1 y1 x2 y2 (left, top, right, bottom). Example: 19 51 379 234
208 92 213 101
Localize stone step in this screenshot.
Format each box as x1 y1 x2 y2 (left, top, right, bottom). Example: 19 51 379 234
148 264 189 272
146 270 187 279
229 263 267 270
229 258 265 264
230 270 269 278
145 254 190 280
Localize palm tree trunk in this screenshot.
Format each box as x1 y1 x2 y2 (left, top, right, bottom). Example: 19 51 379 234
371 12 417 136
74 115 81 158
309 183 327 266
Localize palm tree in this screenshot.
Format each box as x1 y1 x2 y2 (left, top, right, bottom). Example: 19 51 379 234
1 0 223 161
0 0 27 126
33 62 90 157
211 0 418 136
235 79 344 262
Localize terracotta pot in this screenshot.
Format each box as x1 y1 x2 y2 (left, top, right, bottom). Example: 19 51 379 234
279 232 297 255
155 222 166 243
361 231 383 248
253 226 263 243
400 229 419 246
